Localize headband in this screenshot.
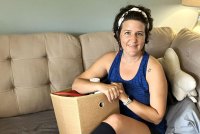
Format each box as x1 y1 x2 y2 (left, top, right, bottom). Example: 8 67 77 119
118 7 149 29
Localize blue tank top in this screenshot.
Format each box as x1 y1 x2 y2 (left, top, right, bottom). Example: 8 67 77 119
107 50 166 134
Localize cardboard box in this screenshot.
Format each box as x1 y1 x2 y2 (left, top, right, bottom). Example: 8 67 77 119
51 92 119 134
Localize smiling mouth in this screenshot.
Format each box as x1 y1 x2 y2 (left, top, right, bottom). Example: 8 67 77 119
127 44 137 47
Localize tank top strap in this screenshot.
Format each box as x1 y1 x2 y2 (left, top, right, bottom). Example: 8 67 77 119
113 49 123 66
107 50 122 81
138 51 149 77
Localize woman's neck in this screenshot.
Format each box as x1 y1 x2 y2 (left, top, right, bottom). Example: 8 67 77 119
122 51 143 64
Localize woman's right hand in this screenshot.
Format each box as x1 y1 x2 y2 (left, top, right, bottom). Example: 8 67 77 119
99 83 124 103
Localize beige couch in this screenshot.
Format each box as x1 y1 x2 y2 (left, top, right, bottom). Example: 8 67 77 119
0 27 199 133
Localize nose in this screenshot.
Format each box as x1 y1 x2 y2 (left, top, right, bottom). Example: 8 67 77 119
129 34 137 42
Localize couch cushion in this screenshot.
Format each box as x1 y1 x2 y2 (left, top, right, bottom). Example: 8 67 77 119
145 27 175 58
171 28 200 111
0 110 59 134
79 32 119 70
45 33 83 90
0 33 83 117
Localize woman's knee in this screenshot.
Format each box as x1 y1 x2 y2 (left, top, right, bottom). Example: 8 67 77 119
103 114 151 134
103 114 123 130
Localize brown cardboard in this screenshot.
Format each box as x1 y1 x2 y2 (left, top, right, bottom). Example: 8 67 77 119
51 92 119 134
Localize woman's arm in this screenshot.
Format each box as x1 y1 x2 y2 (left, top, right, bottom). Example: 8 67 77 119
119 56 168 124
72 54 108 94
72 52 123 102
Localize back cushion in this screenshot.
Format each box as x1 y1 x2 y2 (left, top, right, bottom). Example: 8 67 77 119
145 27 175 58
0 33 83 117
171 28 200 111
80 32 119 70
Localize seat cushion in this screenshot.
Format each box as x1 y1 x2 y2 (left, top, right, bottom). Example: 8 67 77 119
0 110 59 134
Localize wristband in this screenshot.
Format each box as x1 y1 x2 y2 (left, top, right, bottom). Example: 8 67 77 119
123 97 132 106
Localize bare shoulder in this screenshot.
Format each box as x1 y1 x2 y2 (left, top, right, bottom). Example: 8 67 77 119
146 55 167 89
102 51 117 59
89 51 118 71
98 51 117 64
147 56 163 73
146 55 166 82
79 51 118 79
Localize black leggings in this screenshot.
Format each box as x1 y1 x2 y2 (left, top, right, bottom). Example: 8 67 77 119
91 122 116 134
148 126 161 134
91 122 161 134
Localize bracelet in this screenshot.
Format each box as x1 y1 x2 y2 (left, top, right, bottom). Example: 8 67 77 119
123 97 132 106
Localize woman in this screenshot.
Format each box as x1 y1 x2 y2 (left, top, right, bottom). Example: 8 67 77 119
72 5 167 134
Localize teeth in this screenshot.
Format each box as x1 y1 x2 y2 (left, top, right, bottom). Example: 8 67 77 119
127 43 136 46
128 44 136 47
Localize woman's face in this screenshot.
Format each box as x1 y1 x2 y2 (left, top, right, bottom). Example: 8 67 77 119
120 20 146 57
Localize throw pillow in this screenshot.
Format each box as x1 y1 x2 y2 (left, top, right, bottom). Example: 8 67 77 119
158 48 197 103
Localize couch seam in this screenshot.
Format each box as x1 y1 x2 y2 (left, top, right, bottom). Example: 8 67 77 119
9 35 21 114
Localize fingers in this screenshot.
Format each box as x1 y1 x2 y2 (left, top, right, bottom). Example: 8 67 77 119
106 88 117 103
101 82 125 103
109 87 120 100
111 82 124 93
106 83 123 103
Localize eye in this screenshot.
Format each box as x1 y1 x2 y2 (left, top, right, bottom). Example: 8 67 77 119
136 32 144 37
124 31 131 35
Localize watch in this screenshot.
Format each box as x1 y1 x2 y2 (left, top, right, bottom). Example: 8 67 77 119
123 97 132 106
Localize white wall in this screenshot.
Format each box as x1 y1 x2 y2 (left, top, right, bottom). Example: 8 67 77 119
0 0 197 34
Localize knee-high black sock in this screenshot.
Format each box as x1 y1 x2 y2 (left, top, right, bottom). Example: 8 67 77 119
91 122 116 134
